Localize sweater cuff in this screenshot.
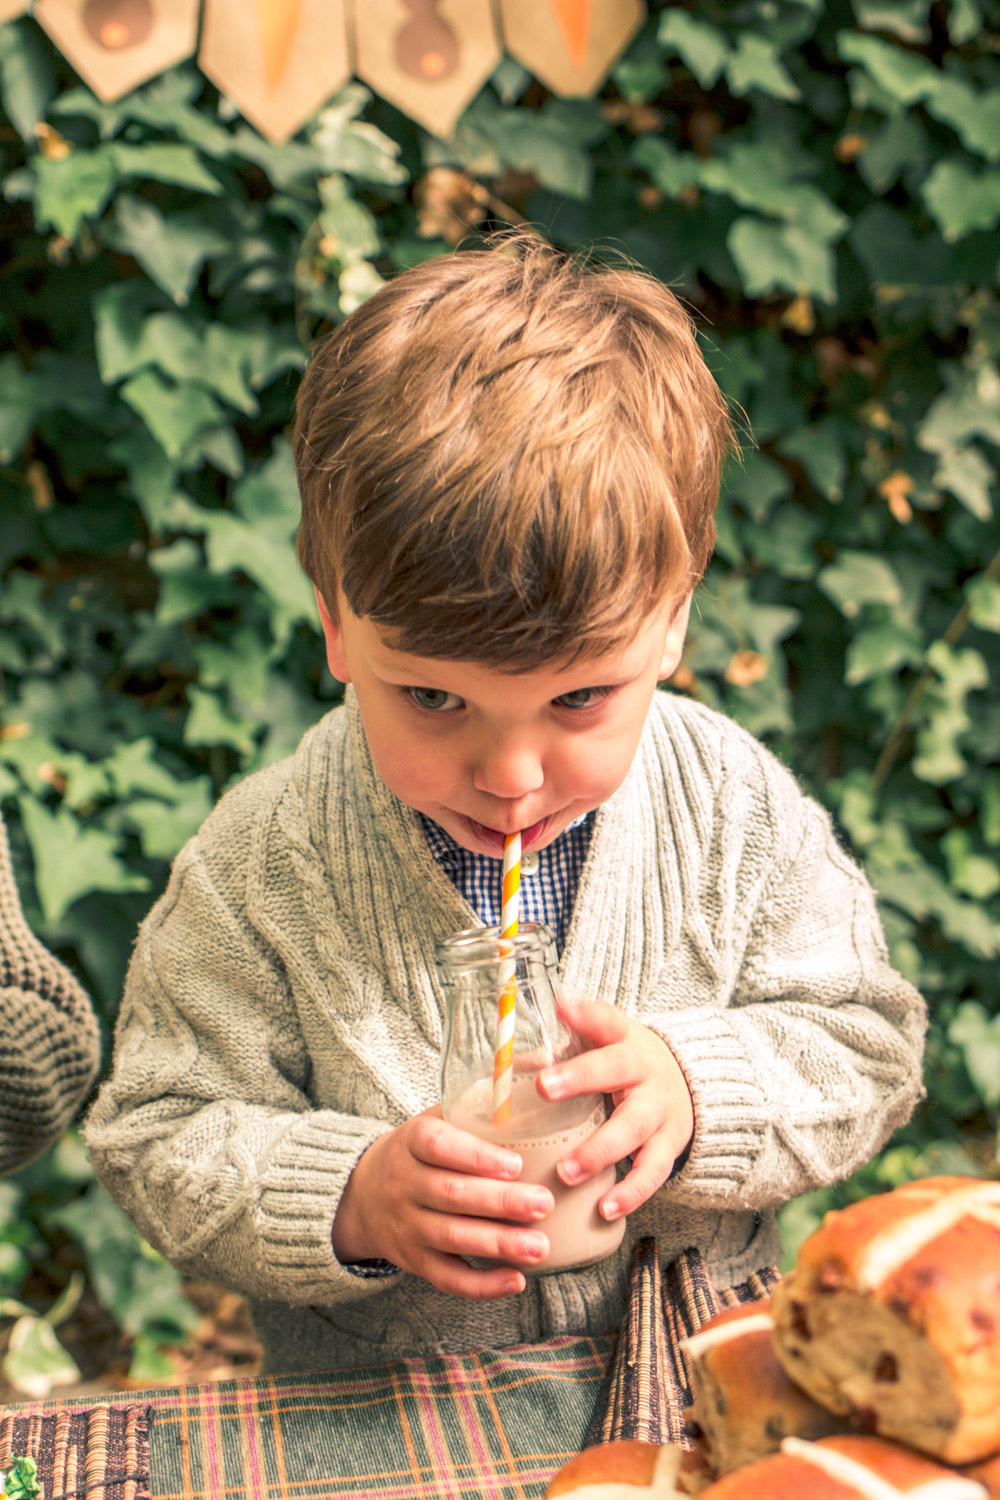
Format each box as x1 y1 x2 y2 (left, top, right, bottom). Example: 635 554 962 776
255 1111 392 1299
650 1007 768 1198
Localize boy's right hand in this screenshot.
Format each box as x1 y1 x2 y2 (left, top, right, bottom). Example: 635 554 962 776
331 1106 554 1299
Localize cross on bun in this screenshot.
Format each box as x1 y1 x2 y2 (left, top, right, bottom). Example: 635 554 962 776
681 1299 849 1478
544 1440 699 1498
770 1176 1000 1464
697 1435 988 1499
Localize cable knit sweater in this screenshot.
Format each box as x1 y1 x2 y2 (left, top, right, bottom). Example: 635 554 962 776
85 690 925 1371
0 811 101 1174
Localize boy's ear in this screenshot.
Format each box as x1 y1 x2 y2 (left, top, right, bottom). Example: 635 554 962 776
314 587 352 683
658 593 693 680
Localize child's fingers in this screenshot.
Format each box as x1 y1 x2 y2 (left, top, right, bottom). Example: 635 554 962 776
421 1164 554 1224
411 1110 524 1182
417 1251 528 1301
598 1136 681 1220
420 1210 551 1271
555 1091 664 1186
537 1036 642 1102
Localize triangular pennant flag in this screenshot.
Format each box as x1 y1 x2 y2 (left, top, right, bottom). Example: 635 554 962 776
549 0 590 68
255 0 304 95
199 0 349 142
0 1 31 23
351 0 501 139
34 0 199 101
499 0 644 97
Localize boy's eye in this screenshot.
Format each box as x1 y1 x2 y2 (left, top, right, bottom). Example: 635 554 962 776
552 686 612 710
406 687 463 712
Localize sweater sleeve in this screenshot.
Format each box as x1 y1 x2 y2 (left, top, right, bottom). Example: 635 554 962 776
646 753 926 1213
84 826 396 1307
0 812 101 1175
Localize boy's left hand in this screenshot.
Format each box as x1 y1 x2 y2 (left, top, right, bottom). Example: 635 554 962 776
536 1000 694 1222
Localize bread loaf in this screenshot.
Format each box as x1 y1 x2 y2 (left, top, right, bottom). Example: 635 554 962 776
770 1176 1000 1464
682 1299 849 1476
544 1440 697 1498
698 1435 988 1499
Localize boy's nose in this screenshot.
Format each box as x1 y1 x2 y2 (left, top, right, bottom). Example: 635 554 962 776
471 739 544 801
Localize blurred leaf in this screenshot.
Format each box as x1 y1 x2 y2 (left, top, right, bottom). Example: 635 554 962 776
32 149 116 239
921 161 1000 242
948 1001 1000 1108
728 217 838 301
725 34 800 101
104 196 230 305
120 370 226 459
657 10 729 88
17 797 148 925
818 552 904 616
110 142 223 194
2 1315 80 1399
0 20 55 143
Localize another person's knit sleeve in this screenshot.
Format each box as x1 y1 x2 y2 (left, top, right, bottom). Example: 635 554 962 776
0 811 101 1174
642 713 926 1212
83 766 396 1308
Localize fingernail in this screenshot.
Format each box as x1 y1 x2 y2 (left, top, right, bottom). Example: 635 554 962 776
524 1235 547 1260
602 1199 621 1221
542 1072 565 1099
500 1153 522 1178
558 1160 582 1184
504 1275 525 1295
530 1191 554 1216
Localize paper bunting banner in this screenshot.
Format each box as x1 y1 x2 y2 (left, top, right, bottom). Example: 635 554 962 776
0 1 29 24
351 0 501 138
33 0 200 101
500 0 645 98
199 0 350 143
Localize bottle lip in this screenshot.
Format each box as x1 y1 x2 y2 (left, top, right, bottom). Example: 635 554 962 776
435 920 556 969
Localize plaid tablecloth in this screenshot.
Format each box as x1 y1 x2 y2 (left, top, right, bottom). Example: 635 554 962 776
0 1242 778 1500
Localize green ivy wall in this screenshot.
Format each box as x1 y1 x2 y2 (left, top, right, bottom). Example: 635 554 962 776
1 0 998 1382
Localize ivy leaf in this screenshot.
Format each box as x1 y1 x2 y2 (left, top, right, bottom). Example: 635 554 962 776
17 797 148 925
0 355 43 464
0 19 56 143
779 420 848 502
120 370 226 459
104 195 230 305
728 217 838 302
2 1315 80 1400
32 149 117 240
657 10 729 88
921 161 1000 242
723 449 791 521
725 34 800 101
852 0 932 43
967 577 1000 633
183 686 258 755
123 779 215 860
948 1001 1000 1107
837 31 939 105
109 142 223 195
845 621 925 684
313 84 409 185
818 552 903 616
631 137 700 197
922 76 1000 163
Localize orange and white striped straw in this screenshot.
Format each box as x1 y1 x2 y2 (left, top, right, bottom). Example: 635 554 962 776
491 831 521 1127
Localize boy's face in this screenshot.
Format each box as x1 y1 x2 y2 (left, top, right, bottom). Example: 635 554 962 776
316 589 691 857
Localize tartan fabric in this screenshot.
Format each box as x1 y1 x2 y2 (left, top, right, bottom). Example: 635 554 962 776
0 1402 152 1500
0 1242 779 1499
584 1239 781 1449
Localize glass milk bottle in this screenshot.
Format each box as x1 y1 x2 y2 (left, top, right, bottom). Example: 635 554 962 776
435 921 626 1273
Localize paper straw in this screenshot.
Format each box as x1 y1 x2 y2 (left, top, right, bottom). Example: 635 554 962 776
491 831 521 1127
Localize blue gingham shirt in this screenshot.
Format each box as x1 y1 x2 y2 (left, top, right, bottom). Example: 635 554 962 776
419 813 595 954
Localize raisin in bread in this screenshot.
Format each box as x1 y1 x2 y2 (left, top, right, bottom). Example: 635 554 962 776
770 1177 1000 1464
682 1299 849 1477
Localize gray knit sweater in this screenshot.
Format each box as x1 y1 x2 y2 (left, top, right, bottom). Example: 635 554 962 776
85 690 925 1371
0 811 101 1174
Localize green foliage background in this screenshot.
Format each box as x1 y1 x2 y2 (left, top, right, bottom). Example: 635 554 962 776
1 0 999 1383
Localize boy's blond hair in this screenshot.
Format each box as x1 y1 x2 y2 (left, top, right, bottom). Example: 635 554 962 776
294 232 734 667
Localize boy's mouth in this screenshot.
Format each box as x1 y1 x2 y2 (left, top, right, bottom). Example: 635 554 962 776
465 816 549 855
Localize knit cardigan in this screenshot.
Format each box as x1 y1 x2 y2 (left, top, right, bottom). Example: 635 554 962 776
85 690 926 1372
0 811 101 1174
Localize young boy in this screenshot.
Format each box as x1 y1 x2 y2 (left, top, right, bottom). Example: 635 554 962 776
86 235 926 1374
